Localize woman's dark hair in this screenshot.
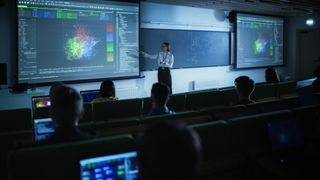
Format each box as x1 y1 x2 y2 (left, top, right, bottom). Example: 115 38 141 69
265 67 280 84
100 80 115 98
163 42 170 52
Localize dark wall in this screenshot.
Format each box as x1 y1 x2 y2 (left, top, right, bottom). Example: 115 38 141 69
0 0 16 86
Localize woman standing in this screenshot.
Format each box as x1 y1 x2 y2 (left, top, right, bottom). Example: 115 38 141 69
141 42 174 94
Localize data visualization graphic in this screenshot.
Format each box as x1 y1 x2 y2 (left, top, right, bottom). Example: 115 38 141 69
65 26 100 61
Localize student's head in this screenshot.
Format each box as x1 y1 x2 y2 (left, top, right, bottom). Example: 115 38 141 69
265 67 280 84
138 121 202 180
50 85 84 127
100 80 115 98
235 76 255 98
49 82 65 99
314 66 320 79
151 82 170 107
161 42 170 52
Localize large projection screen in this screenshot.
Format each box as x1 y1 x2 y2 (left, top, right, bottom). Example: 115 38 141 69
17 0 139 84
236 13 284 69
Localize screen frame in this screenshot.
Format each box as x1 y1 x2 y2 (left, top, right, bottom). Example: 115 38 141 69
234 11 285 70
16 0 141 87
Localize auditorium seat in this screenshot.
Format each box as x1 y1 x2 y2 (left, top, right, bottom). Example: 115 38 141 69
0 108 32 133
80 103 92 123
228 110 292 156
185 90 222 110
192 120 231 159
142 93 186 115
92 98 143 122
221 88 239 106
8 135 135 180
248 99 289 113
277 81 297 98
167 93 187 112
191 121 247 179
0 130 33 180
80 118 141 136
141 111 210 125
293 104 320 143
201 105 259 120
282 96 301 109
253 83 278 101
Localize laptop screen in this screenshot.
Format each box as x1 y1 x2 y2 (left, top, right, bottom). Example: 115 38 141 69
80 151 138 180
267 118 303 151
33 118 56 142
32 96 51 114
80 90 100 103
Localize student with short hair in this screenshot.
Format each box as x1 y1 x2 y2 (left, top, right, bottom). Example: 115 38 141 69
149 82 175 116
235 76 256 105
47 85 90 144
92 80 118 103
137 121 202 180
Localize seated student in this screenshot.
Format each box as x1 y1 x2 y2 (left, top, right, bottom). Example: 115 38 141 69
149 82 175 116
92 80 118 103
235 76 256 105
46 85 91 144
265 67 280 84
312 66 320 93
137 121 202 180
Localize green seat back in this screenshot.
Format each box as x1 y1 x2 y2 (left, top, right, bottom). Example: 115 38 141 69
277 81 297 97
143 93 186 115
8 135 135 180
142 111 210 125
92 99 142 122
81 103 92 123
221 88 238 106
186 90 222 110
293 104 320 142
210 105 259 120
191 120 232 160
168 93 186 112
253 83 278 100
228 110 292 154
0 108 32 132
80 118 140 136
247 100 289 113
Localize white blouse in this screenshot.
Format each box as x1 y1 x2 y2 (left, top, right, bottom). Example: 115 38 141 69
144 51 174 69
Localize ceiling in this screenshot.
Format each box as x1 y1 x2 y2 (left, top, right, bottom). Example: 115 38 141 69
142 0 320 16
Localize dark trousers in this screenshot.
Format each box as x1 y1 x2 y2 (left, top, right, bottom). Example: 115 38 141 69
158 67 172 94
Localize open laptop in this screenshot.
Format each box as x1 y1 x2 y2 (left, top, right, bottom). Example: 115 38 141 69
31 95 51 115
80 90 100 103
33 117 56 142
80 151 138 180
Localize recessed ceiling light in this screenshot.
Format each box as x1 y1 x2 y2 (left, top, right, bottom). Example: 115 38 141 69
306 19 315 26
